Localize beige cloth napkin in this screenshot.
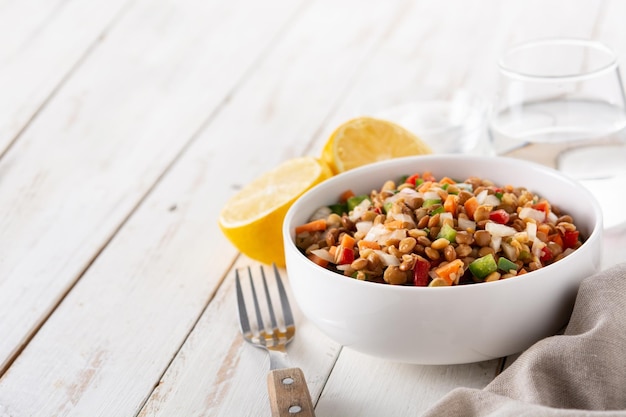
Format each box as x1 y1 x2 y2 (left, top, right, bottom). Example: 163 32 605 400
422 262 626 417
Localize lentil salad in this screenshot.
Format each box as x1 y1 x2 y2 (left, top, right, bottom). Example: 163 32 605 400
294 171 582 286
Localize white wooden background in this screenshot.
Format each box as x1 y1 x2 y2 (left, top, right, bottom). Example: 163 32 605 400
0 1 625 416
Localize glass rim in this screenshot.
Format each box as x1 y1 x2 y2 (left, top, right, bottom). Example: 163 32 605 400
498 38 618 82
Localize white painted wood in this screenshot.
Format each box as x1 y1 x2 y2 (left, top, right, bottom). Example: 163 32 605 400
315 350 499 417
0 0 413 415
0 1 624 416
136 259 339 417
0 0 131 152
0 0 305 375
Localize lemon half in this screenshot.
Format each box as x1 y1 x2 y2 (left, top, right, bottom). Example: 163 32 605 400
321 116 432 174
219 157 332 266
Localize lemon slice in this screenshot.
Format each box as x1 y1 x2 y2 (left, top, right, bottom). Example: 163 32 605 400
321 117 432 174
219 157 332 266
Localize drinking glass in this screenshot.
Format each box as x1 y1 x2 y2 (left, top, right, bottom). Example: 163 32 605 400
489 38 626 229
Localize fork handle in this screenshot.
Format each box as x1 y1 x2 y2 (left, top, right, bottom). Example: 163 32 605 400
267 367 315 417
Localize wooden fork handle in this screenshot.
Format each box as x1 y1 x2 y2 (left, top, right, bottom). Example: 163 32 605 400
267 367 315 417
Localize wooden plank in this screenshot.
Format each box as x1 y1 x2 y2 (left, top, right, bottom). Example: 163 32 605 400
0 0 305 376
0 0 131 152
0 0 410 415
137 259 339 417
315 350 499 417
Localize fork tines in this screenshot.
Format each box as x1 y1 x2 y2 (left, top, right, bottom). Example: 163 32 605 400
235 264 294 344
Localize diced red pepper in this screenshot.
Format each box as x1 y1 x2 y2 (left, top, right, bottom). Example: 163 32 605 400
540 246 553 263
562 230 580 249
405 173 420 186
335 246 354 265
413 256 430 286
488 209 510 224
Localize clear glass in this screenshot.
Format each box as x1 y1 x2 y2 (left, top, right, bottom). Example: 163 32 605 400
489 38 626 229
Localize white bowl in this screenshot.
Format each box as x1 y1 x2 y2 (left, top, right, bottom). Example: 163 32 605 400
283 155 603 365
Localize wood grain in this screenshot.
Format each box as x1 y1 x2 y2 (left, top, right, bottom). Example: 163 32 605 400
0 0 132 153
0 1 624 416
0 0 305 382
268 368 315 417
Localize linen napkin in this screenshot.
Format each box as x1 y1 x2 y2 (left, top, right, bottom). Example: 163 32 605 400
422 262 626 417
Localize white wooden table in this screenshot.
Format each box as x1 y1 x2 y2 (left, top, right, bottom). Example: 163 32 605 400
1 1 625 415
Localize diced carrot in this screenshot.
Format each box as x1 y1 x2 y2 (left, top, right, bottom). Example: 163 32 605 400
339 189 356 203
550 233 564 248
307 253 329 268
358 240 381 251
439 176 456 185
434 259 464 285
339 233 356 249
384 220 404 230
464 196 479 220
422 171 436 182
443 194 458 214
295 218 327 235
328 245 337 258
418 181 433 193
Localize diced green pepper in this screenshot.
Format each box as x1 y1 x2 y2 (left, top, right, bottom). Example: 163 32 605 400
437 223 457 243
518 250 532 262
469 254 497 281
497 257 518 273
430 206 444 215
383 201 393 214
423 199 441 208
347 194 369 211
328 203 348 215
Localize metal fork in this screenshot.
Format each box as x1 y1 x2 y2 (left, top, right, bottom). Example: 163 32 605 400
236 264 315 417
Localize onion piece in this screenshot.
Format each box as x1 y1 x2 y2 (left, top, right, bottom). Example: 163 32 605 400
485 222 517 237
501 241 518 261
519 207 546 222
399 187 419 196
423 191 441 201
310 206 331 221
476 189 489 204
311 248 335 263
374 250 400 266
531 238 545 259
483 194 501 207
547 211 558 224
456 183 473 192
490 236 502 252
388 212 415 227
355 221 373 234
388 229 407 241
349 198 372 222
364 224 387 242
439 212 453 225
526 222 537 242
458 217 476 231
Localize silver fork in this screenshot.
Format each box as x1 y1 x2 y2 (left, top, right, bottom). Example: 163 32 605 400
236 264 315 417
